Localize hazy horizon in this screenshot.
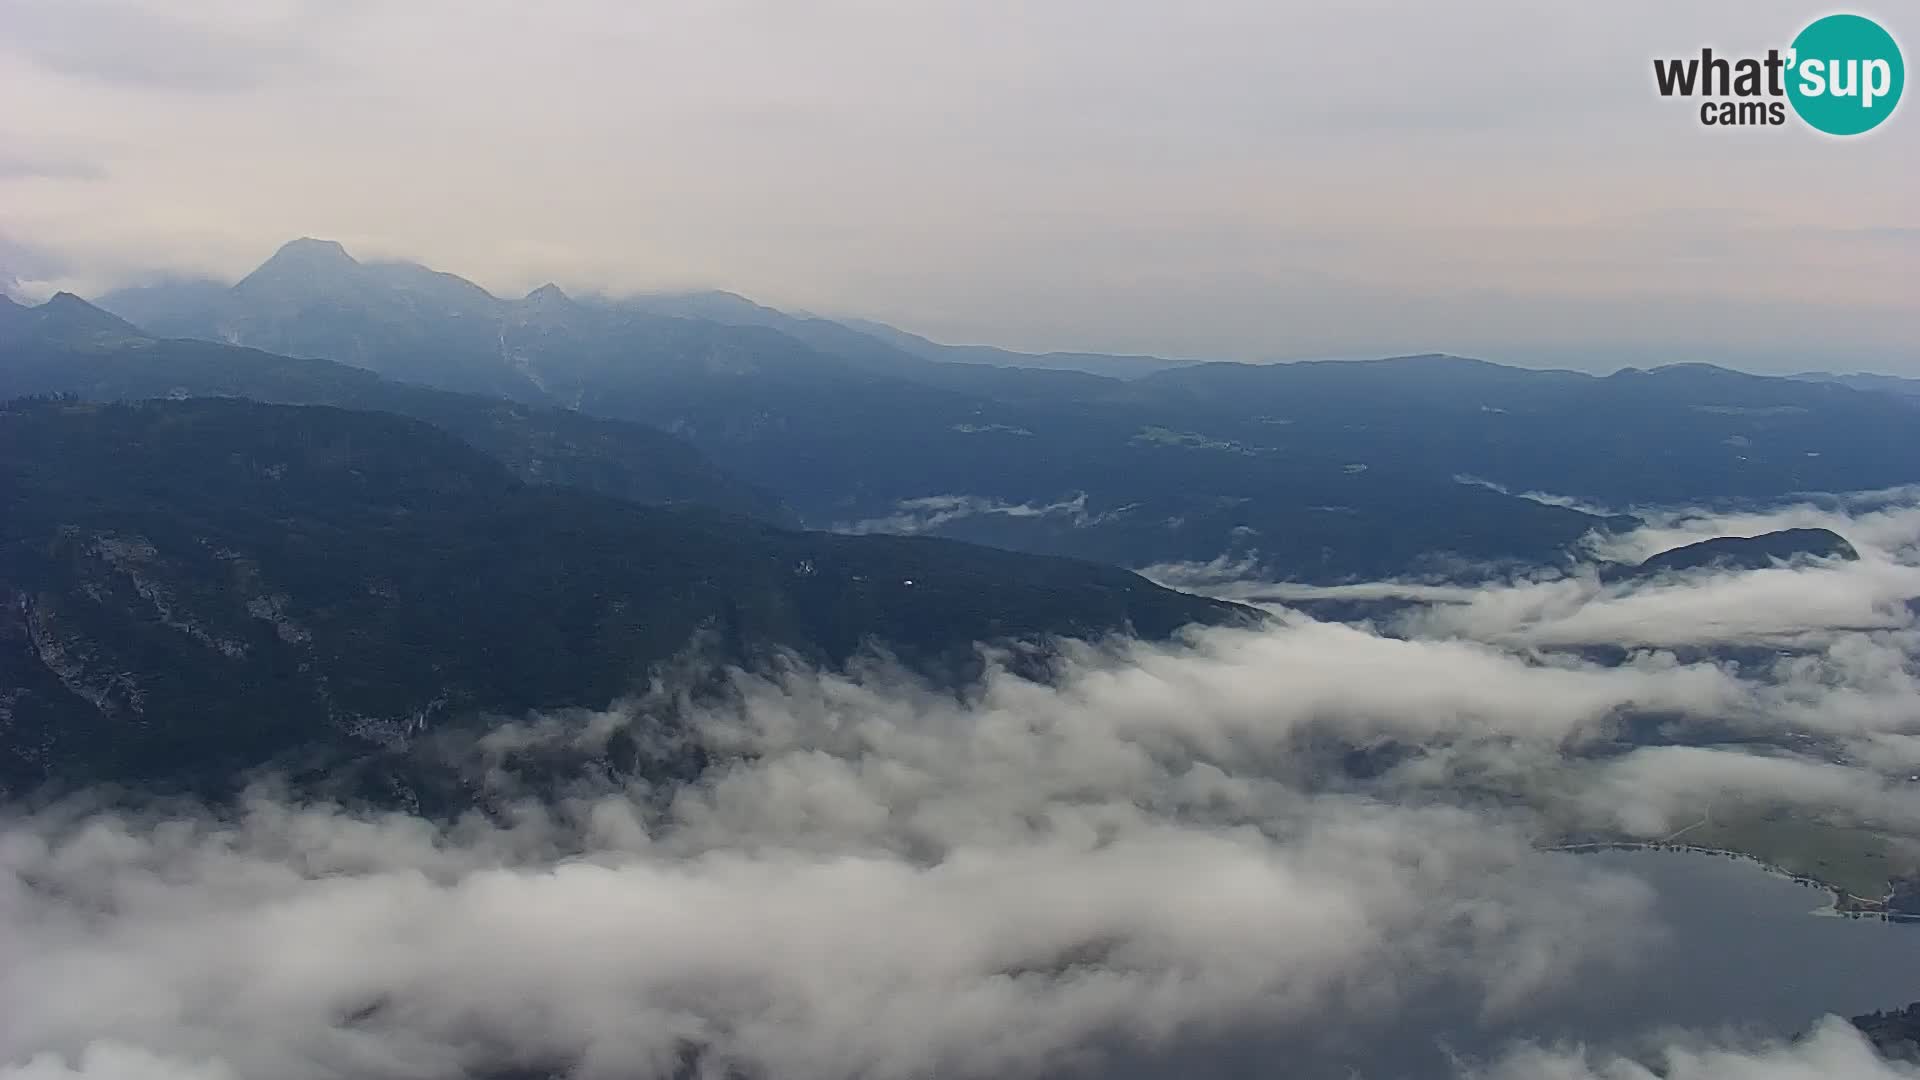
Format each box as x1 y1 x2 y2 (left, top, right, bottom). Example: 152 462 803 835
15 233 1912 379
2 0 1915 374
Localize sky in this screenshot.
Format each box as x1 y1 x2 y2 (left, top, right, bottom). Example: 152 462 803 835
0 0 1916 373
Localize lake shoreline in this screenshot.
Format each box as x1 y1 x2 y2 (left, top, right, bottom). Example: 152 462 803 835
1549 840 1905 918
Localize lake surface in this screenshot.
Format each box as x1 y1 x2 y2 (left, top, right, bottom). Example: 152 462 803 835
1103 848 1920 1079
1515 849 1920 1042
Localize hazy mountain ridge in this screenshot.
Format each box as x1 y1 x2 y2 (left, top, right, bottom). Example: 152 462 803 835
0 294 793 523
1134 356 1920 504
1792 370 1920 399
83 241 1920 581
87 247 1618 579
98 240 894 402
0 291 146 348
838 314 1199 378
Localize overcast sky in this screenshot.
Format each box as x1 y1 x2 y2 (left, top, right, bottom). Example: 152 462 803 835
1 0 1914 372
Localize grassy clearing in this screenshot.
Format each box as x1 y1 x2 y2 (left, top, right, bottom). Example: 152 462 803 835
1685 815 1898 900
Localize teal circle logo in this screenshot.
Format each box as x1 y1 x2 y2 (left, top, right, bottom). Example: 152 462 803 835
1787 14 1904 135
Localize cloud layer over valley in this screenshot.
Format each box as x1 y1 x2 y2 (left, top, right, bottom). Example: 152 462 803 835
5 491 1920 1079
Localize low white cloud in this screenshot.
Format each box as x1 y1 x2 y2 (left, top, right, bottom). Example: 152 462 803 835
0 1044 237 1080
7 490 1920 1077
834 493 1115 535
0 698 1656 1080
1570 746 1920 839
1399 561 1920 650
1579 488 1920 566
1138 551 1265 590
1454 475 1623 518
1471 1017 1920 1080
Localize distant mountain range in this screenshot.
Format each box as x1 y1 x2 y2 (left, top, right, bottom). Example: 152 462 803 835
10 239 1920 800
100 248 1197 383
0 397 1246 798
834 316 1194 379
0 291 791 523
24 237 1920 582
0 289 148 348
98 237 867 401
13 277 1599 581
1791 370 1920 398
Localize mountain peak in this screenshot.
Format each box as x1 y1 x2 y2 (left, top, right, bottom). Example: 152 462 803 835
244 237 357 277
43 290 97 311
6 291 147 345
274 237 358 264
524 282 572 305
236 238 367 296
43 291 132 326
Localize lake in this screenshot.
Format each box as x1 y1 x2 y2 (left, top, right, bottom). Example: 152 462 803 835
1516 848 1920 1041
1101 847 1920 1079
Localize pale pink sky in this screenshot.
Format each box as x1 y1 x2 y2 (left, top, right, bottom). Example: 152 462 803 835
1 0 1915 372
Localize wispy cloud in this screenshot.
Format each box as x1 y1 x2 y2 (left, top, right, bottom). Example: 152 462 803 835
834 493 1117 535
1469 1017 1920 1080
0 0 334 92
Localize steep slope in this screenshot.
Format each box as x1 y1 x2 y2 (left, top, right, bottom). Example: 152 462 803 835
497 282 874 397
0 398 1248 796
205 238 540 400
1853 1002 1920 1063
0 292 147 348
0 295 791 522
605 294 1145 396
99 240 882 402
610 290 938 377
